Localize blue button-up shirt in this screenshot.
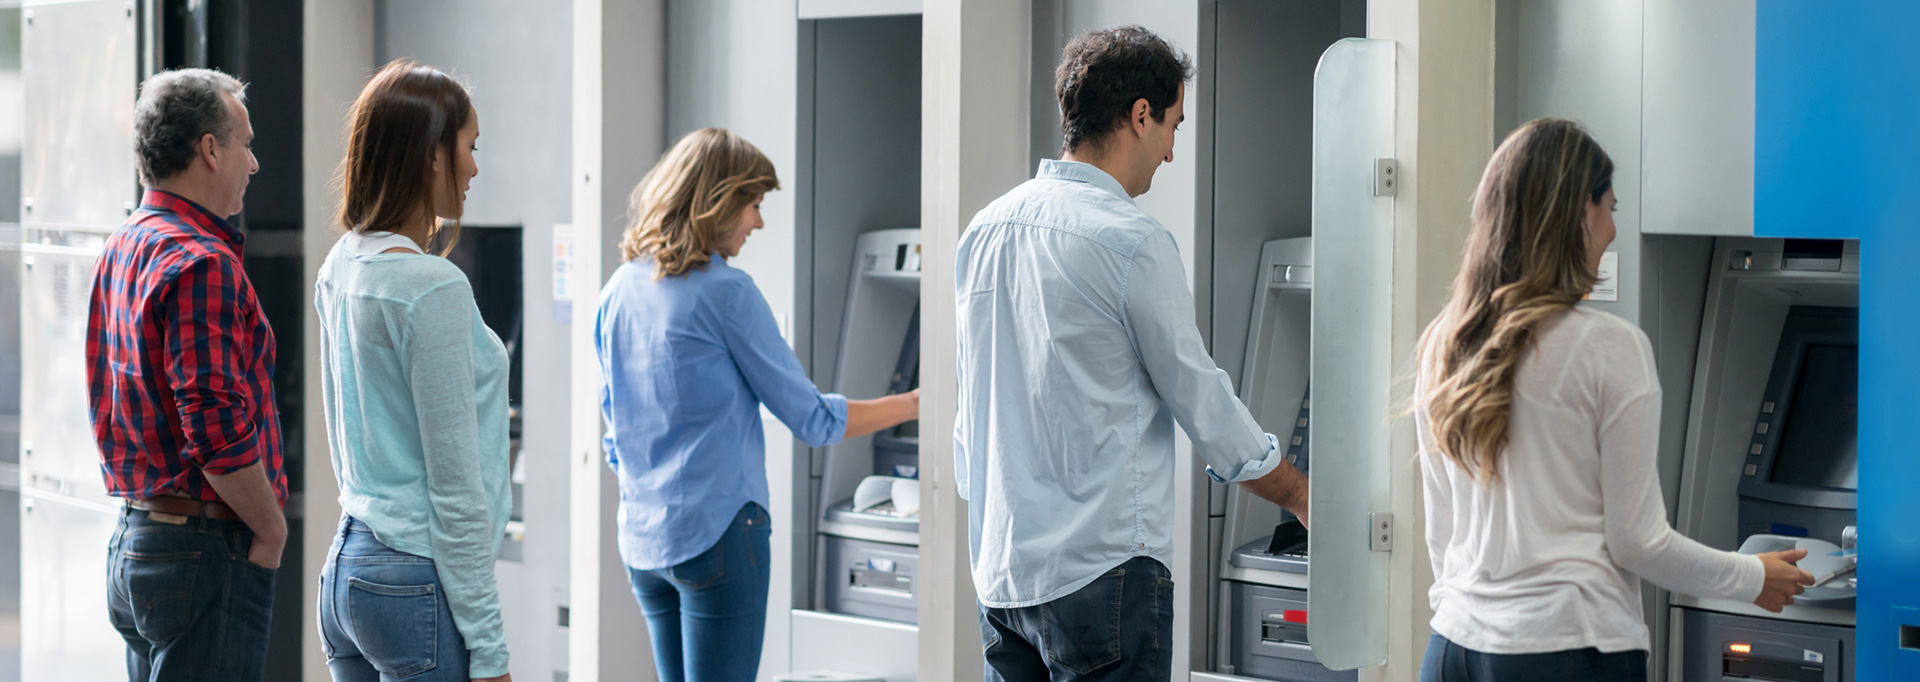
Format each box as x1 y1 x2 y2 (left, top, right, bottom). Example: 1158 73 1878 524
953 160 1283 608
597 256 848 571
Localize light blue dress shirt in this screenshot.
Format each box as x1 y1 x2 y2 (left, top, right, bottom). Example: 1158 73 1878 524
953 160 1284 608
314 232 514 678
597 255 849 571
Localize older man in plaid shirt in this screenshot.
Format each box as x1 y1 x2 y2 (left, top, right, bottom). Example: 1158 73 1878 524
85 67 284 682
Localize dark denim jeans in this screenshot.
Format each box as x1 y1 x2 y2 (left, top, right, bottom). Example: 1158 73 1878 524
106 505 277 682
977 556 1175 682
1421 633 1649 682
627 502 772 682
318 516 470 682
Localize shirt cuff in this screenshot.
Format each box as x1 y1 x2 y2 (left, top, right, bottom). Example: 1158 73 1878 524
1205 433 1285 484
819 393 851 446
954 441 970 502
469 645 509 679
195 423 263 476
1740 552 1770 603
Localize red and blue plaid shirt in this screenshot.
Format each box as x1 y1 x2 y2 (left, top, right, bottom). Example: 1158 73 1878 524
86 189 287 505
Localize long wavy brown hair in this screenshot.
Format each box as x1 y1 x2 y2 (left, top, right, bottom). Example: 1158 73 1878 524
336 60 472 255
1415 118 1614 483
620 128 779 277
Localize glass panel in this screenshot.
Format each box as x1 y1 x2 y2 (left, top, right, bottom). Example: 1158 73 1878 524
21 0 138 230
1307 37 1395 671
20 3 137 680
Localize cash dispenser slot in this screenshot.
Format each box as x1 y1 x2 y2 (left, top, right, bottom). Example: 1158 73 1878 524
850 559 913 596
1260 610 1310 646
1229 582 1353 682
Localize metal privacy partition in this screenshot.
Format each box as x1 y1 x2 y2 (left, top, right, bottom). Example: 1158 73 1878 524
1305 37 1394 672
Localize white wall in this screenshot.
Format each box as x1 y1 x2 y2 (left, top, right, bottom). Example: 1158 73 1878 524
370 1 578 676
570 1 667 679
301 1 375 679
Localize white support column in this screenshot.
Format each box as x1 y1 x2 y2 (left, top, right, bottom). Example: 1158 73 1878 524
1363 0 1493 680
570 0 666 679
302 1 373 679
919 1 1031 680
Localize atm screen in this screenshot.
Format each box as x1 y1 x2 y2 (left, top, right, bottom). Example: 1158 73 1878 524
891 360 919 438
1769 343 1859 490
887 307 921 440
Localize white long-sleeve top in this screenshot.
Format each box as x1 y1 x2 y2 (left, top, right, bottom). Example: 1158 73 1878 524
1416 307 1764 654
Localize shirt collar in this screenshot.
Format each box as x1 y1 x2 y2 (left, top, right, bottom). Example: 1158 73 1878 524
140 189 245 247
1037 159 1134 205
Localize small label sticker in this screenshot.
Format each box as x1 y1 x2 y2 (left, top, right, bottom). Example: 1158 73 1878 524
1585 251 1619 302
1805 650 1825 664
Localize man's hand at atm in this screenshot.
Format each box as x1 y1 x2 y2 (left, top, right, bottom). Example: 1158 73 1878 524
1240 462 1310 529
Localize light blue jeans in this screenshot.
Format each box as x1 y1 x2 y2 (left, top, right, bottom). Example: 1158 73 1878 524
627 502 772 682
318 516 469 682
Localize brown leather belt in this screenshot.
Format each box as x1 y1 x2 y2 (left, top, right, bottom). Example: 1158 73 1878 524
129 497 243 522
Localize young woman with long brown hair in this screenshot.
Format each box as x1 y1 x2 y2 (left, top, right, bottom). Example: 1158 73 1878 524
594 128 918 682
313 60 512 682
1413 118 1813 681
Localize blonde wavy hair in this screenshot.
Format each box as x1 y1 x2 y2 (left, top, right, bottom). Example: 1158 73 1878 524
1415 118 1614 483
621 128 780 277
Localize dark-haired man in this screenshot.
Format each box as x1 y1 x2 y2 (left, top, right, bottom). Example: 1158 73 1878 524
88 67 284 681
953 26 1311 682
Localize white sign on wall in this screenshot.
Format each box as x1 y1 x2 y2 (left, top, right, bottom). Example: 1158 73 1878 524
1586 251 1619 302
553 223 575 324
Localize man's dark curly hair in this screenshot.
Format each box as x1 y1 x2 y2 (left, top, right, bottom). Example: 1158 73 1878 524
1054 25 1194 154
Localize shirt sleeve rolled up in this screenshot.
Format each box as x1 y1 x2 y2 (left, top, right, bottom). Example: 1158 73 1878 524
1121 231 1283 484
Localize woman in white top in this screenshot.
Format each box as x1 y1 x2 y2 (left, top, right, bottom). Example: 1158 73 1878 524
1412 118 1815 681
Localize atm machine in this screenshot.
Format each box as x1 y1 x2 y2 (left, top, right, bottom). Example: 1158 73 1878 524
1211 238 1354 682
1671 238 1859 681
782 228 921 677
816 228 922 626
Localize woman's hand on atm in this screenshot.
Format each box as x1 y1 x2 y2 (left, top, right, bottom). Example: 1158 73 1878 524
1752 549 1818 612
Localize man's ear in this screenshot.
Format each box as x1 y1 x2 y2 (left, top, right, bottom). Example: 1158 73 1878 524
1130 98 1153 138
198 132 221 172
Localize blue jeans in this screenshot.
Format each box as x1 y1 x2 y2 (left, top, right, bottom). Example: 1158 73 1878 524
977 556 1175 682
626 502 772 682
1421 633 1648 682
318 516 470 682
107 506 277 682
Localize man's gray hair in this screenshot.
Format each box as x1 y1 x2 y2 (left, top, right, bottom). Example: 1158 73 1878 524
133 68 248 185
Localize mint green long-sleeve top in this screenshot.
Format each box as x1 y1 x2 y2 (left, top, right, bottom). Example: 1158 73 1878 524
315 232 513 677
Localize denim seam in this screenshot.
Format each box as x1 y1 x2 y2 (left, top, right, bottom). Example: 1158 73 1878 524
215 545 234 676
336 555 435 564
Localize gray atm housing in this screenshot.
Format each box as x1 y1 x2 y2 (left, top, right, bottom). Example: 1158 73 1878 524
816 228 922 625
1218 238 1354 682
1672 238 1859 681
